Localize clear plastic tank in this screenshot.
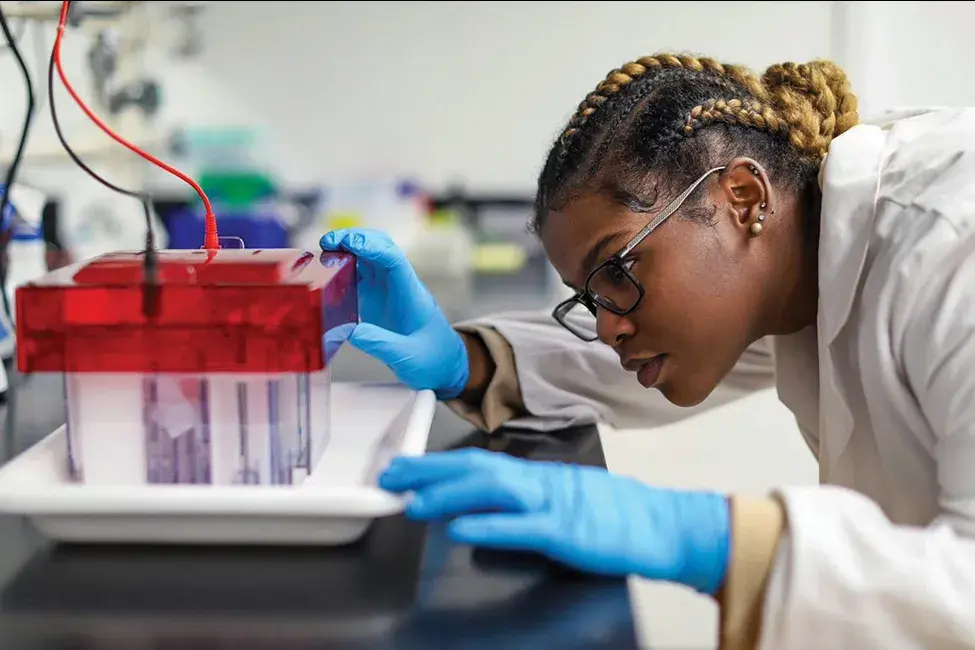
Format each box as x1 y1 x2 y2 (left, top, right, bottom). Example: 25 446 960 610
62 370 333 486
16 248 358 487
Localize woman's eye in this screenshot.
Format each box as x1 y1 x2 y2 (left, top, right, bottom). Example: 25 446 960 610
605 265 628 285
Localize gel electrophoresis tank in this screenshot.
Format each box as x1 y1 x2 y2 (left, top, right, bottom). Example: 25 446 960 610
15 248 358 487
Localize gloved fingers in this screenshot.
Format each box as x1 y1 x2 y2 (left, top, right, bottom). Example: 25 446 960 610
448 512 550 552
381 449 525 494
348 323 411 367
405 473 543 520
451 513 617 576
380 461 469 494
322 229 434 320
379 449 495 492
382 449 520 489
320 229 406 271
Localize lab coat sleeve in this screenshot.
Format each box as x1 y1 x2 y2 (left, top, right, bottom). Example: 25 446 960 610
448 308 776 432
756 231 975 650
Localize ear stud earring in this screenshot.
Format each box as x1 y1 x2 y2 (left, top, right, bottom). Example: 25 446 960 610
749 165 759 175
760 202 767 209
750 213 766 236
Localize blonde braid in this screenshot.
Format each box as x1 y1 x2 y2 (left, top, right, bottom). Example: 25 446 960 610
682 59 859 161
761 61 859 159
684 98 787 137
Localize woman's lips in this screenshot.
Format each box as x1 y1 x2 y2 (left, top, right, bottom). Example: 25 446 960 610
637 355 666 388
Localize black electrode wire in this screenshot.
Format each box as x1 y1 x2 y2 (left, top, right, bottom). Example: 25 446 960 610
47 12 159 317
0 13 26 52
47 31 154 239
0 1 36 326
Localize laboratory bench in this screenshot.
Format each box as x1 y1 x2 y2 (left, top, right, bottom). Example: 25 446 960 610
0 271 643 650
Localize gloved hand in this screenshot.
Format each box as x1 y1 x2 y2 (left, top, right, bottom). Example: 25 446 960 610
380 448 731 595
320 228 469 400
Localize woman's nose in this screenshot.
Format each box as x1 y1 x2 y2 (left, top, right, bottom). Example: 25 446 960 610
595 307 636 346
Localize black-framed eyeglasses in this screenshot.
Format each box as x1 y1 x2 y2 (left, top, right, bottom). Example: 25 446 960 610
552 166 726 342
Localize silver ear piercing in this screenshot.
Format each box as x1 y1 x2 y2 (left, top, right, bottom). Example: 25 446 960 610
750 213 766 236
747 167 765 235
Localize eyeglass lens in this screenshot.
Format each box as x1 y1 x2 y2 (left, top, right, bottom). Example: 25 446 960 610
554 300 598 341
588 262 640 313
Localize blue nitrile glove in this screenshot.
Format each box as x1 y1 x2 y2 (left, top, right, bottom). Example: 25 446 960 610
380 448 731 595
320 228 470 400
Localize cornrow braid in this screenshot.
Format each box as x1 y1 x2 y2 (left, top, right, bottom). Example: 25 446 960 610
683 98 787 138
560 54 768 147
532 51 860 234
680 60 858 162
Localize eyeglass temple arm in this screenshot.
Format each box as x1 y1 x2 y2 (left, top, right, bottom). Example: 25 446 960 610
618 166 726 257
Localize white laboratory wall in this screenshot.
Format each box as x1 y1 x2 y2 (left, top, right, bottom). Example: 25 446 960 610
195 0 835 193
832 1 975 115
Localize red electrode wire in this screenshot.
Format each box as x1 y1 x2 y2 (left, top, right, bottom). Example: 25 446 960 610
54 1 220 250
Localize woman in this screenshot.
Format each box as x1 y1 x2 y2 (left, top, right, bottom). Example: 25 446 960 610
321 53 975 649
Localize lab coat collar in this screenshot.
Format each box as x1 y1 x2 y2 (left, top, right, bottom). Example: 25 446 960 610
810 107 944 473
816 121 890 345
808 124 888 474
816 107 948 344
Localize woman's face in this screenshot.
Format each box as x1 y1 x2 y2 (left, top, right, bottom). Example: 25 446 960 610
540 168 770 407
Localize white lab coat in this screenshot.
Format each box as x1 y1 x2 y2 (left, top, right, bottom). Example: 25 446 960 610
464 107 975 648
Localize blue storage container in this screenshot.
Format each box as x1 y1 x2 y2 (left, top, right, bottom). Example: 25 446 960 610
165 207 290 250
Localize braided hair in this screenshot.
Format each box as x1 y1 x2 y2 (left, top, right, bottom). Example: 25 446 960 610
531 53 859 232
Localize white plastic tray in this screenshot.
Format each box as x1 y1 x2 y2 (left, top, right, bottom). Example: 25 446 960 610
0 382 436 546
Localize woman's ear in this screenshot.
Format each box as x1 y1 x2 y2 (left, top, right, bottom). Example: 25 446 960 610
718 158 770 237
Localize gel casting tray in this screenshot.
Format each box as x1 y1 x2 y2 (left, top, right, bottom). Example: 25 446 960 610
0 382 436 546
